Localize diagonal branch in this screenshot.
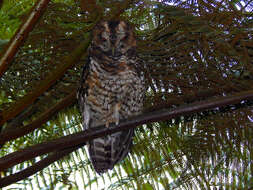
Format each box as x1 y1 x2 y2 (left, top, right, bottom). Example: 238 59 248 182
0 89 253 171
110 0 135 20
0 37 91 127
0 0 51 77
0 85 240 146
0 144 84 188
0 91 77 145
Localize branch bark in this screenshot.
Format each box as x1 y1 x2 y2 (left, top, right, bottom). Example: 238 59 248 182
0 145 83 188
0 91 77 145
0 89 252 171
0 0 51 77
110 0 135 20
0 38 90 127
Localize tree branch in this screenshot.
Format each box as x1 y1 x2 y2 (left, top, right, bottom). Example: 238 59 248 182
0 89 252 171
0 0 51 77
0 91 76 145
0 85 238 146
0 145 83 188
0 85 241 146
110 0 135 20
0 37 90 127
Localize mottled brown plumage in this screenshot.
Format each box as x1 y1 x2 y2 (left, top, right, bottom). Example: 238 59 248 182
77 20 145 173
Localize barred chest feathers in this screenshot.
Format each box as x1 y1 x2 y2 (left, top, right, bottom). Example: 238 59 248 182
85 56 143 127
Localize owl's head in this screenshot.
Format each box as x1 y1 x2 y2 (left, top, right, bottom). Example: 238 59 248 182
91 20 136 57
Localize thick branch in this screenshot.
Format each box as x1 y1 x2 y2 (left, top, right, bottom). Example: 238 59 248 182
0 85 239 146
0 91 76 145
3 105 37 131
81 0 101 15
0 89 253 171
0 85 235 146
0 0 51 77
110 0 135 20
0 145 83 188
0 38 90 127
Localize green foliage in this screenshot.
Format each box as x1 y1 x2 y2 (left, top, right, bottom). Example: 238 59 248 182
1 0 253 189
0 0 36 39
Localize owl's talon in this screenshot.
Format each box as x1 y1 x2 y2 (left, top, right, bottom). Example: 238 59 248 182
114 103 120 125
104 103 121 128
105 121 110 128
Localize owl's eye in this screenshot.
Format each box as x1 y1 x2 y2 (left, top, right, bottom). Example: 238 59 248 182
99 35 107 42
122 35 128 40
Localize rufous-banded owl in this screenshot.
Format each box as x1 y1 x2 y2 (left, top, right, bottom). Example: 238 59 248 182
77 20 145 173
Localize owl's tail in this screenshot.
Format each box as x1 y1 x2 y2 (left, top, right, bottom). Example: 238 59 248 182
88 129 134 174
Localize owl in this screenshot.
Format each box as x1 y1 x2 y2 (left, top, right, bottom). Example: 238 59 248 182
77 20 145 174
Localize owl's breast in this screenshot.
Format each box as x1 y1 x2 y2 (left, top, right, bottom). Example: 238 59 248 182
89 57 139 87
84 57 143 123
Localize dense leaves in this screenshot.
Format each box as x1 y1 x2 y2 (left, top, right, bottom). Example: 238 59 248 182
0 0 253 189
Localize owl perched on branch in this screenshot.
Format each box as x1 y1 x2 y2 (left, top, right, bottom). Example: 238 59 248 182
77 20 145 173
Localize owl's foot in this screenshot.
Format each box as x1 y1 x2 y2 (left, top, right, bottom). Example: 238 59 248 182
105 103 121 128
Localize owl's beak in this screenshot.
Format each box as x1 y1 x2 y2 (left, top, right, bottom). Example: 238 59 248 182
111 47 115 56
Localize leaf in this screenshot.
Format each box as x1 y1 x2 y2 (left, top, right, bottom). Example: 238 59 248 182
142 183 154 190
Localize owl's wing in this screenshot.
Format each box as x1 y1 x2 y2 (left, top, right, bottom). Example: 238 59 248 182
77 59 90 130
113 128 134 162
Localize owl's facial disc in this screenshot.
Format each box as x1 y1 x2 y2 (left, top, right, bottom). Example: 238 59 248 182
113 21 130 56
99 31 111 52
92 20 136 59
